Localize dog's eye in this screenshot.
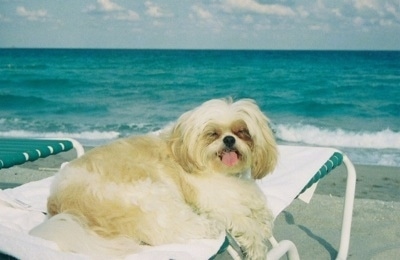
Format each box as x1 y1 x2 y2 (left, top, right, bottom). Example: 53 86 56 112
208 132 220 138
235 129 251 140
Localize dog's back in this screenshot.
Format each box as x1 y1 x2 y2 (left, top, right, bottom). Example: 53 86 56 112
31 134 220 256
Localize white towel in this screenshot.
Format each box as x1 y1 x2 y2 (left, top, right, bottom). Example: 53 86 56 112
0 177 225 260
0 145 339 259
258 145 339 217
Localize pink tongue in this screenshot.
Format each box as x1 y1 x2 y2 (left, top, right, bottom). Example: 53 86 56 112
222 152 238 166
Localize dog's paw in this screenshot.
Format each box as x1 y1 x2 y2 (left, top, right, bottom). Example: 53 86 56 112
243 241 268 260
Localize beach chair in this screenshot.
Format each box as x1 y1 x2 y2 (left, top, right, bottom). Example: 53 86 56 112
0 145 356 260
214 145 356 260
0 138 85 169
268 146 356 260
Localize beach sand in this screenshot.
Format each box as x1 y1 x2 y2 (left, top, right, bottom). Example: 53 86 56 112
1 148 399 259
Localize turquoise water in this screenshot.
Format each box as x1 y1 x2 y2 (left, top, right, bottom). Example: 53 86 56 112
0 49 399 166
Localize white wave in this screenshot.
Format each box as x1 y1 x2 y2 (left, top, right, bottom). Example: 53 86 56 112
2 126 399 167
342 148 400 167
275 124 400 149
0 130 120 145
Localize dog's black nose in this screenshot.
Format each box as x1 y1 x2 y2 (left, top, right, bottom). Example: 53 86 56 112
223 136 236 148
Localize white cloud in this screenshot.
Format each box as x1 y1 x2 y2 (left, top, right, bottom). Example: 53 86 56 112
84 0 123 13
353 17 365 26
97 0 123 12
145 1 172 18
243 15 254 24
332 8 342 18
352 0 400 21
385 4 397 15
282 0 400 34
191 5 213 20
223 0 296 16
115 10 139 21
16 6 49 21
379 19 393 26
296 6 310 18
354 0 379 11
3 0 399 49
84 0 139 22
347 0 400 30
190 5 224 33
309 24 331 32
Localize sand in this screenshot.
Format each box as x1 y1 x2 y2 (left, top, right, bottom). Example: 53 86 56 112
1 148 399 259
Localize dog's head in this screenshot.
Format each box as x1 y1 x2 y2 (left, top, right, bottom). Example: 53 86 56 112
167 98 277 179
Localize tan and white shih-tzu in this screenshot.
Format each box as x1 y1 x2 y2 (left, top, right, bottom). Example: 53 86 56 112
30 98 278 259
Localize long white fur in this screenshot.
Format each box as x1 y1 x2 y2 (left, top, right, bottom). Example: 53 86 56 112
30 98 278 260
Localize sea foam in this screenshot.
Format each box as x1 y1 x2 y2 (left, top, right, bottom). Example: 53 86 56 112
0 130 119 146
275 124 400 149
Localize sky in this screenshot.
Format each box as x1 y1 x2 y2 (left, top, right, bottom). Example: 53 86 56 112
0 0 399 50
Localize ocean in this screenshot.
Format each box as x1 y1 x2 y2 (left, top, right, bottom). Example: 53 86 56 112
0 49 399 167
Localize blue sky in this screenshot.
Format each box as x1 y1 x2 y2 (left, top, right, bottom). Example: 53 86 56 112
0 0 399 49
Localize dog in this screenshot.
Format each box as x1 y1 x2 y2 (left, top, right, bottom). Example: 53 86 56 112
30 98 278 259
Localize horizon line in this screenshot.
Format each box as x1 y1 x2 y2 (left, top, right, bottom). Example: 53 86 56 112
1 47 399 52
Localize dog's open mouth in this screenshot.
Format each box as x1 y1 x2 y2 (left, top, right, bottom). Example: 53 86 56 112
219 149 240 166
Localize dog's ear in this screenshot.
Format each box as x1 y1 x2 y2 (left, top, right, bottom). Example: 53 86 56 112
247 108 278 179
167 122 202 174
251 132 278 179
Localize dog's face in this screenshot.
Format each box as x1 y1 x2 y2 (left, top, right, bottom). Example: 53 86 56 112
200 119 253 175
168 98 277 179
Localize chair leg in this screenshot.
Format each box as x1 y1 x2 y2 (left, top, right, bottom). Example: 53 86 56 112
66 138 85 157
336 155 356 260
268 236 300 260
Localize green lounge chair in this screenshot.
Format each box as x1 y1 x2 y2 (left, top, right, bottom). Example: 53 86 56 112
0 138 84 169
0 144 356 260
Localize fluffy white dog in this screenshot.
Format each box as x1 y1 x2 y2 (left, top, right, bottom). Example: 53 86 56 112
30 98 278 259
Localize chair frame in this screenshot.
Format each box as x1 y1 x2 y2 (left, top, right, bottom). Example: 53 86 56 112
267 152 357 260
1 140 356 259
0 138 84 170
